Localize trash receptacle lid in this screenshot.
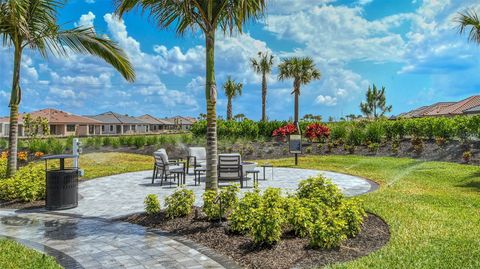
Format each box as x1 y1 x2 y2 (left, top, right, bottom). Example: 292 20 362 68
41 154 79 160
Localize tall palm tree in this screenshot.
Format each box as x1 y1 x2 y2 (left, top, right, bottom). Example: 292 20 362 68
456 9 480 44
0 0 135 176
278 57 321 125
223 76 243 120
115 0 267 191
251 51 273 122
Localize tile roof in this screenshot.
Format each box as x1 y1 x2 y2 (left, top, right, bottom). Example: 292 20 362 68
464 104 480 114
165 116 196 124
424 95 480 116
87 112 146 124
0 108 101 124
398 103 455 118
137 114 174 125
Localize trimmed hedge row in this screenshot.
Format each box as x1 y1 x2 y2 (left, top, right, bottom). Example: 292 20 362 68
191 116 480 142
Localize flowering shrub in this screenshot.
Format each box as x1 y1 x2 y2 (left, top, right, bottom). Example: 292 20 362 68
272 123 297 137
34 152 44 158
1 151 8 159
0 162 46 202
305 123 330 142
17 152 28 161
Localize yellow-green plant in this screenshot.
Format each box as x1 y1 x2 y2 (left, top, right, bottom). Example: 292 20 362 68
144 194 161 215
165 188 195 219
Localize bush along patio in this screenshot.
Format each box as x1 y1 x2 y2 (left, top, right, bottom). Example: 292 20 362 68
124 176 390 269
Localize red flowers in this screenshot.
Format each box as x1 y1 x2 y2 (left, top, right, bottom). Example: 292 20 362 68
272 123 297 137
305 123 330 142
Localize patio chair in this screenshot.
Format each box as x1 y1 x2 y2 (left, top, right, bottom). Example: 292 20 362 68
218 153 244 188
187 147 207 174
152 149 185 186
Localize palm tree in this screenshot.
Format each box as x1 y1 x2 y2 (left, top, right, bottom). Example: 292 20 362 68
115 0 266 191
456 9 480 44
251 51 273 122
0 0 135 176
223 76 243 120
278 57 321 126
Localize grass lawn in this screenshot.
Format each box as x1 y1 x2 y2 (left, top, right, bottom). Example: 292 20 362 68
0 239 61 269
60 152 153 180
261 155 480 269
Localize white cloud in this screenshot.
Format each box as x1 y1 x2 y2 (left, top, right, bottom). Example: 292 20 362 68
75 12 95 28
85 0 95 3
315 95 337 106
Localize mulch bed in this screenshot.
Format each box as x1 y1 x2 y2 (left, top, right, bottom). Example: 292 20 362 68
0 200 45 210
121 210 390 269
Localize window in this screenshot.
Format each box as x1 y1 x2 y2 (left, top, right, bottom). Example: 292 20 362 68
110 125 114 132
67 125 75 132
89 125 94 134
132 125 136 131
102 125 105 132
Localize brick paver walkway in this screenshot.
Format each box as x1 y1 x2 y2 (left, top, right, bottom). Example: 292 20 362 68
0 167 376 268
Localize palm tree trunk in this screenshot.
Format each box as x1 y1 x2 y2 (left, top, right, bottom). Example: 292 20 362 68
7 47 23 177
227 97 232 120
261 73 267 122
293 80 300 124
205 29 218 191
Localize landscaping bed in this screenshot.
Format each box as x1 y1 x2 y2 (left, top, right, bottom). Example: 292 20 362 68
122 210 389 269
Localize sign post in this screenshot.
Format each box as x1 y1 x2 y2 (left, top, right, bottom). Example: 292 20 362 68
289 133 302 166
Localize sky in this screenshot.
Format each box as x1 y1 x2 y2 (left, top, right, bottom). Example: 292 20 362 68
1 0 479 121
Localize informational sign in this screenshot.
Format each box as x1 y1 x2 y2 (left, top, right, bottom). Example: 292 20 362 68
289 134 302 154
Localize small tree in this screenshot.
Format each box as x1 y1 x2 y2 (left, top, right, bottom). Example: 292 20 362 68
360 84 392 119
234 113 247 122
223 76 243 121
302 114 322 122
24 114 49 139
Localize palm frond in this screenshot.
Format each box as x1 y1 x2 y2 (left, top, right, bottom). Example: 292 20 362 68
456 8 480 44
54 27 135 82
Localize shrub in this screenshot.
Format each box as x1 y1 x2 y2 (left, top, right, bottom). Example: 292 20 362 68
308 211 347 249
48 139 65 154
346 126 364 146
250 188 286 245
229 189 262 234
297 176 344 208
133 136 146 149
111 138 120 148
0 139 7 150
329 124 347 143
272 123 297 138
305 123 330 142
146 136 158 146
102 137 112 146
0 162 46 202
144 194 161 215
93 137 102 149
164 188 195 219
203 186 241 220
463 151 472 163
364 122 384 144
367 142 379 153
0 158 7 179
285 197 313 238
338 199 366 237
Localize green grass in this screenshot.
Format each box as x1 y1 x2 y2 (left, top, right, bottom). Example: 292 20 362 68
77 152 153 179
0 239 62 269
260 155 480 269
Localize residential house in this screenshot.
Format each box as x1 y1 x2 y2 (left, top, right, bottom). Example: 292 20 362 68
398 95 480 118
87 112 149 135
0 108 102 137
137 114 175 132
165 116 196 130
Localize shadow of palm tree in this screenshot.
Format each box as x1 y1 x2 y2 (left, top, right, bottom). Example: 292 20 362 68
457 171 480 192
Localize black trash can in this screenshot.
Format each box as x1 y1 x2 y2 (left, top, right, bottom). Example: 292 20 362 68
42 155 79 210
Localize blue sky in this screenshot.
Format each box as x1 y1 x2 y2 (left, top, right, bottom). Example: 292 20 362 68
1 0 479 120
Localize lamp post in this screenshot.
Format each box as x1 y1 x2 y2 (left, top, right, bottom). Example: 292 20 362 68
289 121 302 166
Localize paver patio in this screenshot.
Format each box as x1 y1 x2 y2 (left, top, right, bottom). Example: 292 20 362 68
0 167 376 268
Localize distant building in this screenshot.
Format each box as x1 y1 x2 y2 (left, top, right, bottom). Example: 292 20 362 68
398 95 480 118
165 116 196 130
0 108 102 137
86 112 149 135
137 114 175 132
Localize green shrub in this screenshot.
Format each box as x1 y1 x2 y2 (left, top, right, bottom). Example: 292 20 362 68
339 199 366 237
144 194 161 215
329 124 348 143
308 211 347 249
364 122 384 144
297 176 344 208
111 138 120 148
164 188 195 219
119 136 129 146
202 185 239 220
0 163 45 202
93 137 102 149
0 139 7 150
48 139 65 154
285 197 313 238
146 136 158 146
250 188 286 245
229 189 262 234
133 136 146 149
0 158 7 179
346 126 364 146
102 137 112 146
